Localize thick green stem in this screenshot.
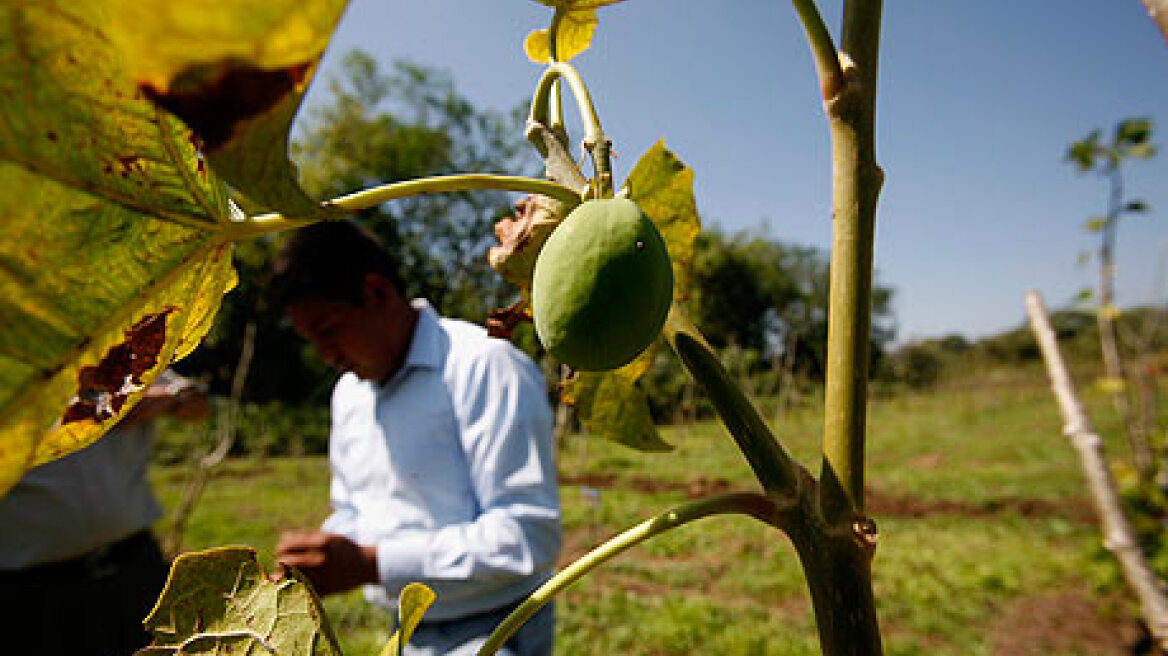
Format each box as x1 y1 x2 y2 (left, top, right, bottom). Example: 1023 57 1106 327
221 174 581 240
664 307 803 498
819 0 883 524
475 492 780 656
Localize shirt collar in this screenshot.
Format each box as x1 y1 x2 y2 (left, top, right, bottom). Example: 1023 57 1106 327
401 298 442 372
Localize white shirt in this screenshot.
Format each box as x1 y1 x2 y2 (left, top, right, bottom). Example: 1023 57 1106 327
324 300 561 620
0 423 160 569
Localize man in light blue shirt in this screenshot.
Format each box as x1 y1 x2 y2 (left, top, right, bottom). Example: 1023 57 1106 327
271 220 561 656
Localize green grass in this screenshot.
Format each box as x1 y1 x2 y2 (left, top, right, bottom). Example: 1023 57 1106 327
150 366 1143 656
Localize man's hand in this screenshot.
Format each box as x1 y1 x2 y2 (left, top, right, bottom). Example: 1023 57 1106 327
276 531 379 596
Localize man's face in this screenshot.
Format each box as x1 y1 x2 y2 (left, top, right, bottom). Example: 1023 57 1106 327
287 295 395 383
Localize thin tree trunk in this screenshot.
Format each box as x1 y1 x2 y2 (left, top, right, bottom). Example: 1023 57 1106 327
163 320 256 557
1026 290 1168 650
1099 237 1153 477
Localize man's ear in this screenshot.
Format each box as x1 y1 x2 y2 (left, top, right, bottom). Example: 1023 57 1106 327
361 273 397 307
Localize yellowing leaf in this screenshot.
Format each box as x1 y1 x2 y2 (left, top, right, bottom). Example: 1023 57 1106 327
379 583 437 656
1096 376 1127 394
0 2 237 494
105 0 351 218
528 0 631 9
525 10 598 62
562 348 673 453
140 547 342 655
623 141 702 302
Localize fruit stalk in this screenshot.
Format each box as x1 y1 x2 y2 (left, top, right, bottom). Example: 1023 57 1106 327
223 174 581 239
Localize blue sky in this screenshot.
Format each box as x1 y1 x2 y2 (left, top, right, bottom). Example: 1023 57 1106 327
302 1 1168 343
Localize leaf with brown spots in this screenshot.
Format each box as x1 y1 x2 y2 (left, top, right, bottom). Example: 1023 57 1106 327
107 0 351 218
0 2 238 493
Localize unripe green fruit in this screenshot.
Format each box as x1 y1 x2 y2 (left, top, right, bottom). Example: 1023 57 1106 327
532 198 673 371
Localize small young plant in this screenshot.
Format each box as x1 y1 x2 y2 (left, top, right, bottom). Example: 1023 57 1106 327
1066 118 1158 480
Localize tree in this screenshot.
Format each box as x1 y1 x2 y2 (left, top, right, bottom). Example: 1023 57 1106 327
1067 117 1158 479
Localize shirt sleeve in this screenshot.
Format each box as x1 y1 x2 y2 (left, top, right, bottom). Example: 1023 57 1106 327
372 342 561 610
320 378 358 538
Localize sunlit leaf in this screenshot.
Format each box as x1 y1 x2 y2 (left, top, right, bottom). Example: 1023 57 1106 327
525 10 598 63
0 1 239 495
139 547 342 656
105 0 351 218
527 0 630 9
1066 132 1100 171
1082 217 1107 233
1116 117 1152 147
562 347 673 452
622 141 702 303
379 583 437 656
1096 376 1127 394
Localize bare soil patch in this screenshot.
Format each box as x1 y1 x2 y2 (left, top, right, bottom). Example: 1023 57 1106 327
988 588 1145 656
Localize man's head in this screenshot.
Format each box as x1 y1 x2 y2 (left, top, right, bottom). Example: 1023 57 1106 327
271 220 416 382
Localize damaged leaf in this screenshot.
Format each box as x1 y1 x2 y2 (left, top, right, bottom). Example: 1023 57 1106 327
0 2 237 493
61 309 176 424
489 194 568 296
107 0 351 218
139 547 342 656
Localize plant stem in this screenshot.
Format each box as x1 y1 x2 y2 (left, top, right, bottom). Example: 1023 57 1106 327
791 0 845 99
664 307 803 497
530 62 614 197
474 492 780 656
819 0 883 523
221 174 581 239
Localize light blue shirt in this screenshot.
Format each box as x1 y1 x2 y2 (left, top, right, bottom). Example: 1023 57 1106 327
323 300 561 621
0 422 159 569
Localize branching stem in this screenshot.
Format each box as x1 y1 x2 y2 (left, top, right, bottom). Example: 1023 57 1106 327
792 0 845 99
475 492 780 656
530 62 614 197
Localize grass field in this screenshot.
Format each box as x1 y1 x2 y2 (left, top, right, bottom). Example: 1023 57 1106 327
150 363 1148 656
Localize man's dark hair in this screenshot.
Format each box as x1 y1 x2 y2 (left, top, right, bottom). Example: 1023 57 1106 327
270 220 406 307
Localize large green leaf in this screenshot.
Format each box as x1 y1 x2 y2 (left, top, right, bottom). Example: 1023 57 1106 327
105 0 350 218
0 1 243 495
139 547 342 656
562 142 701 452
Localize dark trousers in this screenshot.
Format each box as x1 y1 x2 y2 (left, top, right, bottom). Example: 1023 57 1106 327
0 530 170 656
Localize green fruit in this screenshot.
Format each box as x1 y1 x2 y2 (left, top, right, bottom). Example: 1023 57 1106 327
532 198 673 371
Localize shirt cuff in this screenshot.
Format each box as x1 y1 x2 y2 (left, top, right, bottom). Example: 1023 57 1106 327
375 532 431 589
